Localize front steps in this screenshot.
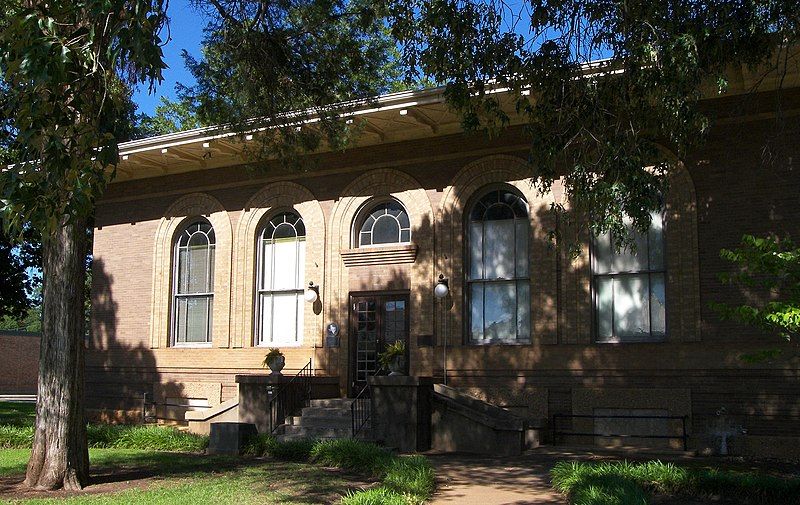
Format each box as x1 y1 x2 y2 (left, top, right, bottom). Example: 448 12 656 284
275 398 372 442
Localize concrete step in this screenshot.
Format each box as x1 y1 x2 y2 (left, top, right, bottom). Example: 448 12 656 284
300 406 352 418
281 425 352 438
310 398 353 408
293 416 352 429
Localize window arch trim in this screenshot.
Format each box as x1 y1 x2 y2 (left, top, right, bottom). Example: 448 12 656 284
353 198 412 248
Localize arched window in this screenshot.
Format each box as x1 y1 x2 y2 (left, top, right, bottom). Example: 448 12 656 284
467 189 530 343
592 210 666 342
256 211 306 345
357 201 411 247
172 220 215 345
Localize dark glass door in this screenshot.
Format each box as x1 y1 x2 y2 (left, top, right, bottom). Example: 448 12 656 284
349 293 409 394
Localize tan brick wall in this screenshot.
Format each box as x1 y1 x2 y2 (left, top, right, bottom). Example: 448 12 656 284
87 90 800 455
0 332 40 394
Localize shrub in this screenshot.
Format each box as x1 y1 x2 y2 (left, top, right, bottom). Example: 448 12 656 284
340 486 409 505
0 425 34 449
310 439 394 476
551 460 800 505
241 433 274 456
267 438 316 461
383 455 435 500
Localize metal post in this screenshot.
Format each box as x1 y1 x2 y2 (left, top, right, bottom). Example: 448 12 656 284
442 299 447 386
142 392 147 424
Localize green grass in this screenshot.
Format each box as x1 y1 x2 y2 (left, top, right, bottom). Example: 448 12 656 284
243 437 435 504
1 449 370 504
551 460 800 505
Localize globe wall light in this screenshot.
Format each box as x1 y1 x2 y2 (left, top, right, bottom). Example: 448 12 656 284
304 281 320 303
434 274 449 299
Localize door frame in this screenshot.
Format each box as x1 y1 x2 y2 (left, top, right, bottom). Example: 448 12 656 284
348 290 410 395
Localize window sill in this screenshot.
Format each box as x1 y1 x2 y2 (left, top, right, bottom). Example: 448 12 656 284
171 343 213 349
255 342 304 348
467 340 532 346
595 337 667 344
340 244 417 267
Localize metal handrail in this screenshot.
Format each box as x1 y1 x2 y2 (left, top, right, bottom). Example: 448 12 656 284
350 381 371 439
268 359 313 433
552 413 689 451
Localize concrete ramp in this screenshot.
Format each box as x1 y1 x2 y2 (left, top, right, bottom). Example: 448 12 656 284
431 384 525 456
185 398 239 435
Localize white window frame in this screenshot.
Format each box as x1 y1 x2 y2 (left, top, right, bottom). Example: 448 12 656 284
591 210 667 343
255 211 306 347
465 187 531 345
171 219 215 348
354 199 412 248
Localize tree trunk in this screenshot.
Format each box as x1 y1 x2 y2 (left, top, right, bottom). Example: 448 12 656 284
24 217 89 491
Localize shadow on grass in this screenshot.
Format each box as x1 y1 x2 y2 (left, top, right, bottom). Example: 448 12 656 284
0 402 36 427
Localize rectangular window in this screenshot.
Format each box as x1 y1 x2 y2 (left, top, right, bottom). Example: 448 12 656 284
593 211 666 342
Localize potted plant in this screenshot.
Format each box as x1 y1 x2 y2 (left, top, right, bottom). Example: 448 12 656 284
378 340 406 376
262 348 285 375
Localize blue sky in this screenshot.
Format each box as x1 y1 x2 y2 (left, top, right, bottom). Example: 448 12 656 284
132 0 204 116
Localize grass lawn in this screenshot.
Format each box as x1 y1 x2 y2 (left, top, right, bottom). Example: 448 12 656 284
0 403 35 427
0 449 376 504
551 460 800 505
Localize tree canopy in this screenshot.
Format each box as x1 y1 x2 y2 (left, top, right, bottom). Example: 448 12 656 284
188 0 798 243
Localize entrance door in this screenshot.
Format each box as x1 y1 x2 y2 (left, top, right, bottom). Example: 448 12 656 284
349 293 409 394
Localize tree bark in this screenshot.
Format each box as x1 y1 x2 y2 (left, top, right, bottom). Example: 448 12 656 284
24 216 89 491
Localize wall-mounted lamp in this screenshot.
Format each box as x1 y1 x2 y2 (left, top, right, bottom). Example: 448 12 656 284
304 281 320 303
434 274 449 299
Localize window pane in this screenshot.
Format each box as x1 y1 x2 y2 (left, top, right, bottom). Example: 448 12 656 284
185 296 210 343
515 220 529 277
273 223 297 240
516 280 530 341
613 225 649 272
258 293 272 344
468 222 483 280
372 215 400 244
175 297 187 343
469 283 484 341
400 229 411 243
359 231 371 246
596 277 614 340
650 273 666 336
484 281 516 341
594 233 613 274
484 220 515 279
259 239 273 290
177 248 189 293
187 245 210 293
272 240 298 289
649 211 665 270
272 293 298 343
614 274 650 338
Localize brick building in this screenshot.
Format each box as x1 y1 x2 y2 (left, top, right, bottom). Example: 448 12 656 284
88 66 800 457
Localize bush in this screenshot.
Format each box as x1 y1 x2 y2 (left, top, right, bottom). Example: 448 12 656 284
0 425 34 449
383 455 435 500
0 422 208 452
340 486 409 505
310 439 394 476
551 460 800 505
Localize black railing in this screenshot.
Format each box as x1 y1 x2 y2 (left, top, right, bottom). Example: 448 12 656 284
269 359 313 433
552 414 689 451
351 382 371 439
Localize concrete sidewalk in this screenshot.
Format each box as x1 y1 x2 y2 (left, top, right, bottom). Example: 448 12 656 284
427 452 566 505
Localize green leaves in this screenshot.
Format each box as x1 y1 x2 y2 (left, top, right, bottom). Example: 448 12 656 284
0 0 168 236
712 234 800 350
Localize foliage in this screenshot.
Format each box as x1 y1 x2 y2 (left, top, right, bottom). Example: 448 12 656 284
183 0 406 167
189 0 799 244
711 235 800 354
551 460 800 505
0 1 168 235
378 340 405 369
0 226 41 324
0 402 36 426
262 347 285 367
387 0 799 244
136 96 203 137
242 437 435 504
